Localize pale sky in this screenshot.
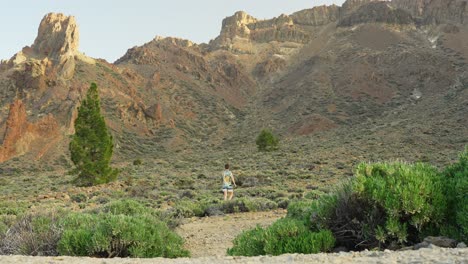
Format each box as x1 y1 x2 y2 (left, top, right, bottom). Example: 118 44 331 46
1 0 345 62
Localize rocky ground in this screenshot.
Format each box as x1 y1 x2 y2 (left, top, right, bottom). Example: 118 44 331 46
0 247 466 263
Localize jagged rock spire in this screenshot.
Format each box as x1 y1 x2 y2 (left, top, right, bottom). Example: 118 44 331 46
31 13 79 63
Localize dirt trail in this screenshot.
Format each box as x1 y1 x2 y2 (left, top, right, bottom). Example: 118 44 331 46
175 209 287 257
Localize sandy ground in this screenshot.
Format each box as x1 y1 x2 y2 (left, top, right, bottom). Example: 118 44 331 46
0 247 467 263
175 209 287 257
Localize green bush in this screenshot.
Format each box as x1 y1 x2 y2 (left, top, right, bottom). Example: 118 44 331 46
353 162 446 247
227 226 266 256
58 213 189 258
0 201 28 216
304 189 326 200
286 161 448 250
221 198 277 214
309 181 385 249
133 159 143 166
96 199 155 216
228 218 335 256
442 146 468 243
286 200 316 225
70 193 88 203
256 129 279 152
243 197 278 212
173 199 206 218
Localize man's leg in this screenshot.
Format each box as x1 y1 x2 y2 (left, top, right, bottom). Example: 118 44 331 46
223 189 228 200
228 190 234 200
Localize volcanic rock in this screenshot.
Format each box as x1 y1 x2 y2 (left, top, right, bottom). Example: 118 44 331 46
339 1 414 27
32 13 79 63
0 100 60 162
392 0 468 24
291 5 340 26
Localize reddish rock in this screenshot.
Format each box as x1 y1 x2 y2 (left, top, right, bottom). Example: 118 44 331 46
0 99 60 162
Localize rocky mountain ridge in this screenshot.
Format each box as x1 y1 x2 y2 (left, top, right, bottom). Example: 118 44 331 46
0 0 466 166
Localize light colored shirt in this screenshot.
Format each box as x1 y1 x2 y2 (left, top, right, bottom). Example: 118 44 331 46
223 170 233 186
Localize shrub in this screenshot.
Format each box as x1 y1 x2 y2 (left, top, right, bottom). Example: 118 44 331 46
96 199 155 216
221 198 277 214
227 226 265 256
292 162 447 250
0 201 28 216
243 197 278 212
70 193 88 203
228 218 335 256
133 159 143 166
173 199 206 218
442 146 468 243
256 129 279 152
309 181 386 249
304 189 326 200
353 162 446 247
264 219 335 255
0 211 63 256
57 213 189 258
70 82 118 186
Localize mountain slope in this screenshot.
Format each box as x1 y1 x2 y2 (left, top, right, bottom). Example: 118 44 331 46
0 0 466 168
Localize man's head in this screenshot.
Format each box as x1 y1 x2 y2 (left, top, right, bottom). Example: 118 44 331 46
225 163 230 169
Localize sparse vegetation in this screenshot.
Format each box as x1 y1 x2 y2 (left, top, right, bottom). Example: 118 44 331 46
70 82 118 186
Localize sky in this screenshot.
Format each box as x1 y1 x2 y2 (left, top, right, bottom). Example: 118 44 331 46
1 0 346 62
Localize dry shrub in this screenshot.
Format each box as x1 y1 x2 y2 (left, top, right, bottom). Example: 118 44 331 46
0 211 63 256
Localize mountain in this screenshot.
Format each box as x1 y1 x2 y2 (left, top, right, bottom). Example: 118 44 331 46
0 0 467 169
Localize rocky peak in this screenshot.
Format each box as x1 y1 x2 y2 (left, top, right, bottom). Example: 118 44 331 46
31 13 79 63
218 11 258 41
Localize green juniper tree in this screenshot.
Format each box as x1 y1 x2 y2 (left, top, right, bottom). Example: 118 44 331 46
70 83 117 186
256 129 279 152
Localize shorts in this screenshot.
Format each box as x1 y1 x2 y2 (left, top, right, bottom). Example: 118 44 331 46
222 185 234 191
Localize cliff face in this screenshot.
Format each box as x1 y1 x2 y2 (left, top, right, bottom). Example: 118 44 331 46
291 5 340 26
391 0 468 24
210 3 350 48
341 0 383 14
32 13 79 63
338 1 414 27
6 13 83 82
0 100 59 162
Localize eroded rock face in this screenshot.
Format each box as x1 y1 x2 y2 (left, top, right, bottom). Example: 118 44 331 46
32 13 79 63
391 0 468 24
291 5 340 26
339 1 414 27
3 13 81 80
341 0 383 15
0 100 60 162
221 11 258 40
211 11 312 48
